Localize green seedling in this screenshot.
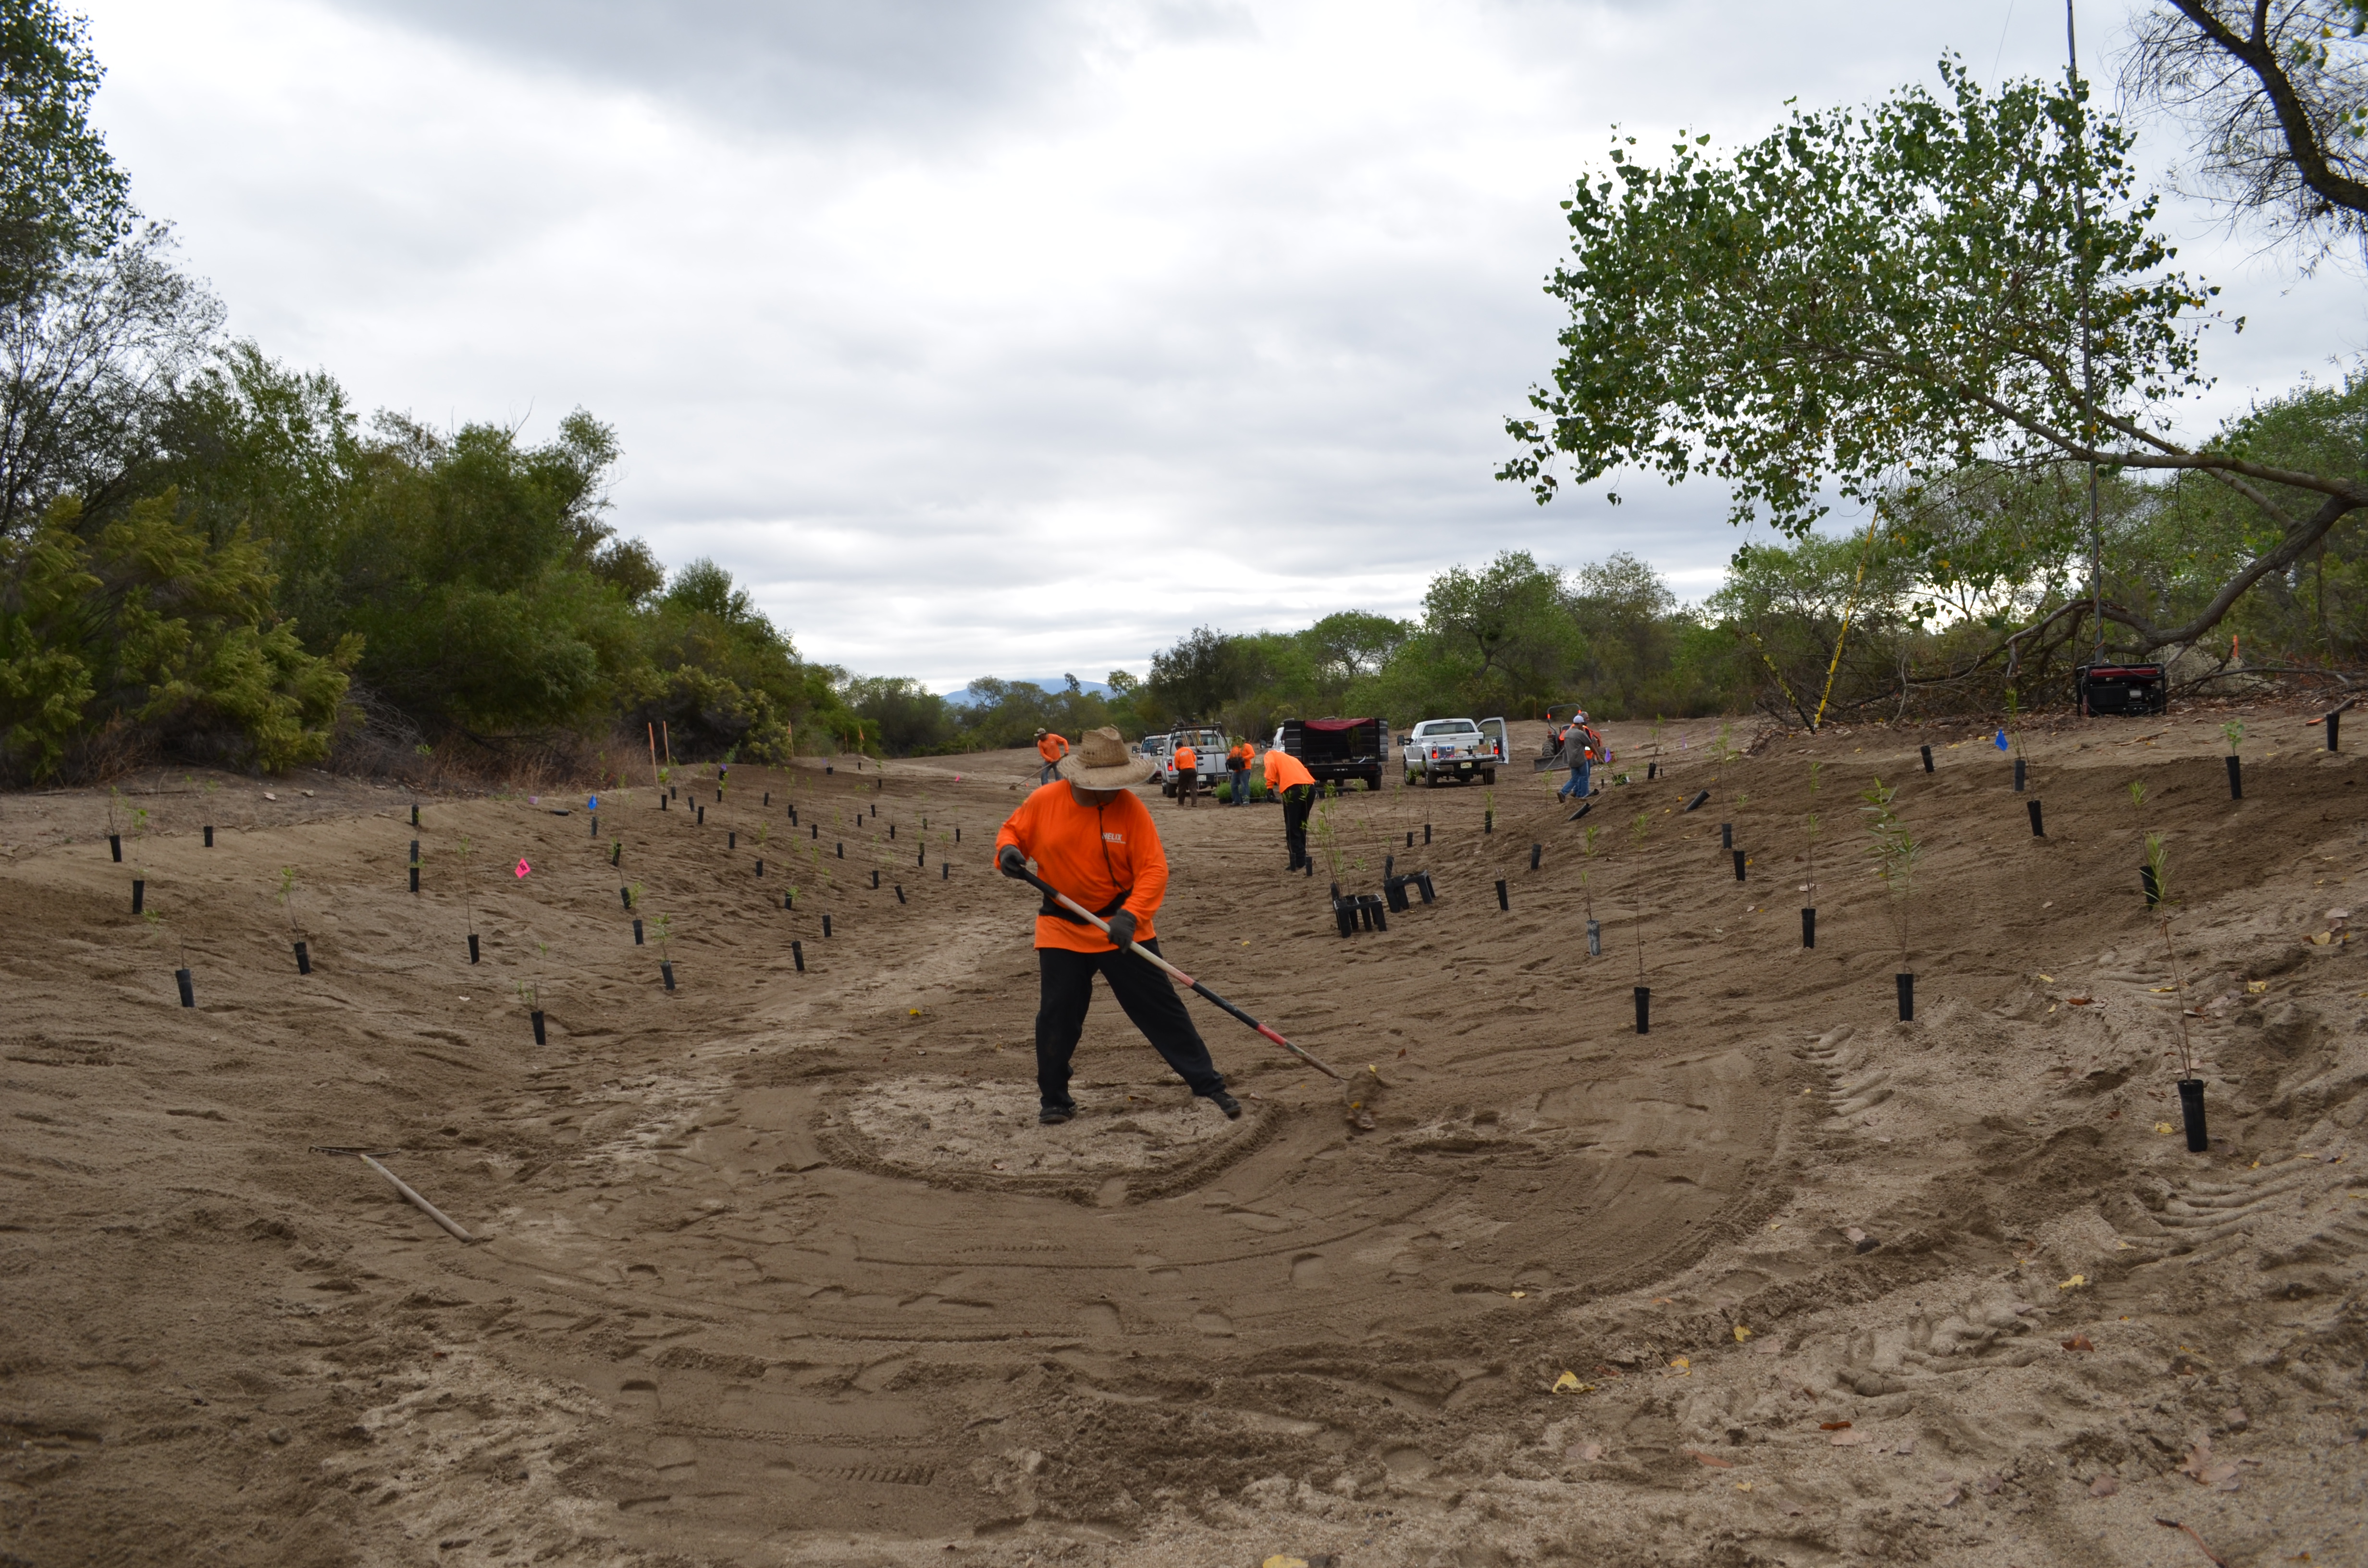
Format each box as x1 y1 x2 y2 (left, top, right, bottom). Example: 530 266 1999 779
2220 720 2245 754
277 865 303 936
625 880 643 911
1859 778 1922 968
1804 760 1822 902
650 913 674 961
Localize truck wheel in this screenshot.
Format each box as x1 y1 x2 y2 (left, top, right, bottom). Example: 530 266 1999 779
1481 770 1496 786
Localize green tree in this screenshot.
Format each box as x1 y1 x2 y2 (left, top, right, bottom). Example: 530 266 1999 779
1501 61 2368 655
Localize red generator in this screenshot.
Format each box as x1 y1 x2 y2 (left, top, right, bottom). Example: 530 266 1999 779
2075 662 2167 716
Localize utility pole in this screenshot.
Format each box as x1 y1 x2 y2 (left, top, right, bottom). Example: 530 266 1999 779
2069 0 2107 686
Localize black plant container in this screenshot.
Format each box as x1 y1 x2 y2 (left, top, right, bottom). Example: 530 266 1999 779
619 885 632 908
611 843 621 866
175 968 194 1007
1333 899 1357 938
2177 1078 2208 1152
591 814 599 837
823 914 833 937
826 764 833 774
1423 823 1432 844
1732 849 1746 882
661 795 668 810
765 791 770 805
469 933 480 964
954 826 961 842
1801 907 1816 948
917 846 926 867
2141 865 2160 906
1683 790 1709 812
203 825 214 847
888 823 896 839
1721 822 1733 849
1484 810 1493 834
1364 894 1388 932
1647 761 1657 780
660 961 676 991
1415 872 1435 904
110 833 122 862
895 884 907 904
131 880 144 914
1633 986 1650 1034
1495 878 1509 911
728 830 737 848
792 940 805 971
1896 972 1915 1021
1406 831 1415 848
837 842 844 858
941 862 949 880
2013 758 2026 792
409 840 420 894
1529 842 1542 870
784 890 794 908
2028 799 2045 836
2226 755 2243 799
632 919 643 945
294 940 310 975
1586 918 1601 956
696 805 705 824
1920 745 1933 772
2328 712 2342 752
871 870 880 889
410 803 419 826
531 1010 546 1045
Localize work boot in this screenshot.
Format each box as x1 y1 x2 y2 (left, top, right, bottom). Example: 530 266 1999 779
1038 1103 1074 1125
1210 1092 1243 1120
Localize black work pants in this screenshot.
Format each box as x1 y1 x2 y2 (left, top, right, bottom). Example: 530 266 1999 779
1036 940 1226 1109
1281 784 1313 868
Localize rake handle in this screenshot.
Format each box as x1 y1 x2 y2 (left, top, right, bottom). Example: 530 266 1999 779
1010 863 1344 1082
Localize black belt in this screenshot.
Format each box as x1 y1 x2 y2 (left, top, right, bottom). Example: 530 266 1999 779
1041 889 1133 925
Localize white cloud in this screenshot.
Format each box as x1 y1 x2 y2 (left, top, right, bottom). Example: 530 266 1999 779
80 0 2361 688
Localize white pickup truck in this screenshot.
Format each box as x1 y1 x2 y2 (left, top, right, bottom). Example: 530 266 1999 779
1401 717 1508 787
1157 726 1229 796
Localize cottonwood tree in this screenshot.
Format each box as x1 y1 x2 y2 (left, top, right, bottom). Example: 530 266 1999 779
2123 0 2368 259
1500 61 2368 658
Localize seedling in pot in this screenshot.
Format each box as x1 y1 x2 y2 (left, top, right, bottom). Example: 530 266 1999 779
1860 779 1923 1020
277 864 313 973
652 913 677 990
2222 720 2245 799
106 786 124 861
516 965 547 1045
1801 760 1822 949
458 835 481 963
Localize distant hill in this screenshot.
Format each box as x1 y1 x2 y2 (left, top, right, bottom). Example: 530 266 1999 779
942 678 1118 708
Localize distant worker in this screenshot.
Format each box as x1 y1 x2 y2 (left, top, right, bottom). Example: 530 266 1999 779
1172 738 1200 807
995 727 1240 1125
1557 711 1602 802
1226 738 1254 806
1035 728 1069 785
1262 742 1318 870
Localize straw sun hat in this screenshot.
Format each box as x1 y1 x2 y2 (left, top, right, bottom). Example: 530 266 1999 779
1058 726 1158 789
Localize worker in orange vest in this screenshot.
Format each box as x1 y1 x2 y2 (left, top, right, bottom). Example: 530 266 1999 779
1262 744 1318 870
995 726 1239 1124
1172 739 1200 807
1225 739 1255 806
1035 728 1069 785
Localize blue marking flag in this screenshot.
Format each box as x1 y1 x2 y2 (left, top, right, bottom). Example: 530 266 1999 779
1994 730 2009 750
589 794 599 811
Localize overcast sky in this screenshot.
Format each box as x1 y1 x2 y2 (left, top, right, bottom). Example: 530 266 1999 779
80 0 2361 691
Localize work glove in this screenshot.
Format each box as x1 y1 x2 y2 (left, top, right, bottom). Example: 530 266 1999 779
1104 911 1139 951
997 844 1028 878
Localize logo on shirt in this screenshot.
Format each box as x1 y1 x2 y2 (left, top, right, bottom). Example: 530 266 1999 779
1103 832 1125 844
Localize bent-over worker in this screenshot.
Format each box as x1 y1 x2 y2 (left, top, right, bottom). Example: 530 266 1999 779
1262 743 1318 870
1172 740 1199 807
1226 740 1253 806
1034 728 1069 785
995 726 1240 1125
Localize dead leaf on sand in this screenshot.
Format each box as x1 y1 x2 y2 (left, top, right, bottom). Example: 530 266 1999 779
1936 1484 1962 1508
2090 1474 2121 1497
1818 1421 1851 1431
2063 1334 2097 1352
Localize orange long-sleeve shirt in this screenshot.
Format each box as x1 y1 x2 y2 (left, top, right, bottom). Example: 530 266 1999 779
994 782 1167 952
1036 733 1070 764
1262 747 1316 790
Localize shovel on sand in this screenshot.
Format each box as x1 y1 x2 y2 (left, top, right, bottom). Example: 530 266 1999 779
1006 863 1376 1125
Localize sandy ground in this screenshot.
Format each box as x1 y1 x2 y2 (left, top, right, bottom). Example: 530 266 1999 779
3 706 2365 1568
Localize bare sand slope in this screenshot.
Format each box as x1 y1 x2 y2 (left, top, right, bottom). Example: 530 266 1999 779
4 708 2366 1568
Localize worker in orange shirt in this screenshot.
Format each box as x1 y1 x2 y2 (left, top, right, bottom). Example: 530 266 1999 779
1225 739 1254 806
1172 738 1199 807
996 727 1239 1125
1034 728 1069 785
1262 743 1318 870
